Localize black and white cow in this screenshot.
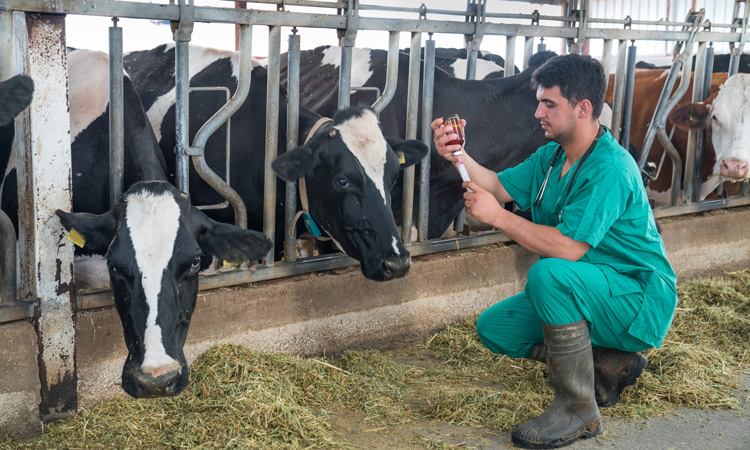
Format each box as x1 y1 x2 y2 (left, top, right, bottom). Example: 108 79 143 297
398 46 515 79
1 49 273 398
280 46 556 238
123 44 428 281
0 74 34 207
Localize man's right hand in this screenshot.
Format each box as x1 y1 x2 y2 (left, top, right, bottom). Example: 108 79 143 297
431 117 466 163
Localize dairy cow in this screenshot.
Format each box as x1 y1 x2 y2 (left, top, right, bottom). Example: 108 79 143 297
669 74 750 197
0 49 274 399
604 69 735 203
280 46 557 238
123 44 428 281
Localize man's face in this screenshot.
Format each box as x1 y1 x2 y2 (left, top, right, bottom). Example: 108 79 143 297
535 85 577 144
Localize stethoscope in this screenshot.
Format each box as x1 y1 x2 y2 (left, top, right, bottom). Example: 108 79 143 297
533 126 606 216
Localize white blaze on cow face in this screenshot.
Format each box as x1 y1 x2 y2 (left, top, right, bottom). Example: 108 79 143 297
710 74 750 181
334 109 389 205
125 190 182 375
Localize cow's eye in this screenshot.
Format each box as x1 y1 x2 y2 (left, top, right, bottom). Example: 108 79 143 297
191 256 202 271
335 177 350 188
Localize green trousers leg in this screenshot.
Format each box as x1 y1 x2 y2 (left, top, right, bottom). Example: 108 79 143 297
476 258 651 358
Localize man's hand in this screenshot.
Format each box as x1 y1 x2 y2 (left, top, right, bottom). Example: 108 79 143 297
431 117 466 163
463 181 505 227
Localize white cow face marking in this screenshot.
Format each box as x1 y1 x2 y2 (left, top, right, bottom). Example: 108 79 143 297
125 189 182 375
335 109 389 205
710 74 750 182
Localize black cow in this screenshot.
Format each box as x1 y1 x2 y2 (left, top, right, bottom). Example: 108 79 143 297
123 44 428 281
1 49 273 399
635 53 750 73
280 46 556 238
0 74 34 209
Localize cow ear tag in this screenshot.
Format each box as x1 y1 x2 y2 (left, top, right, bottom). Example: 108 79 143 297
68 228 86 248
222 260 241 267
302 212 323 238
397 151 406 165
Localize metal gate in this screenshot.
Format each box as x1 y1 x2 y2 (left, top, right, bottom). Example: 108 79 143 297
0 0 748 421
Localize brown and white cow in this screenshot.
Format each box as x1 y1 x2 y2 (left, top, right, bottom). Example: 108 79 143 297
605 69 730 204
669 73 750 198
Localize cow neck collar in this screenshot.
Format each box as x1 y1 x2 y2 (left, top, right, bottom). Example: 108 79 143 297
288 117 333 241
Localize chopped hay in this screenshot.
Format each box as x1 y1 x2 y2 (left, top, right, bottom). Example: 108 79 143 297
3 270 749 449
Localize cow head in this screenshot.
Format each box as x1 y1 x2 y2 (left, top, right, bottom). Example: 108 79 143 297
671 74 750 197
272 106 428 281
56 181 272 398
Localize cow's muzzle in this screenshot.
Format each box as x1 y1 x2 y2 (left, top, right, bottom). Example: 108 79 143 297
720 158 749 179
381 253 411 280
125 365 185 398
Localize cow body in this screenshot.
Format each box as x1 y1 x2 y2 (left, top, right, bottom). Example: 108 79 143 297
280 46 555 238
1 49 274 398
123 44 427 281
605 69 731 204
635 53 750 74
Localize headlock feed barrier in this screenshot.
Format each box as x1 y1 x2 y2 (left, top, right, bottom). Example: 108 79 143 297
0 0 748 422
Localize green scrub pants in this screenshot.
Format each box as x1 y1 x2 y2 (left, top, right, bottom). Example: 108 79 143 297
476 258 652 358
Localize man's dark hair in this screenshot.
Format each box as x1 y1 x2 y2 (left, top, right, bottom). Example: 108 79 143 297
531 53 606 119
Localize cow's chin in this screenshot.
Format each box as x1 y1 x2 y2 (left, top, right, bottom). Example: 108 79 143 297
121 355 189 398
360 252 411 281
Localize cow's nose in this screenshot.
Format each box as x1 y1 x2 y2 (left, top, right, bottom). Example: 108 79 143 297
133 368 182 397
382 254 411 280
720 159 749 178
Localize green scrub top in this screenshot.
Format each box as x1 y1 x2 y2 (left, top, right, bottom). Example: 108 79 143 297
497 129 677 348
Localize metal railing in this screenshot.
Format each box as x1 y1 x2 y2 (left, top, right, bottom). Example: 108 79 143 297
0 0 749 325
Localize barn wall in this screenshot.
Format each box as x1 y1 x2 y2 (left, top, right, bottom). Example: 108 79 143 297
3 206 750 440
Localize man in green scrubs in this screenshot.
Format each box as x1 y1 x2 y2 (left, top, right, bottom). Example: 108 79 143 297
431 53 677 449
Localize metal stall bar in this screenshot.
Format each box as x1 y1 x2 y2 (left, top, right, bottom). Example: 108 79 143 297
505 35 516 77
684 40 709 204
620 42 636 152
108 19 124 207
400 31 421 245
174 0 194 195
728 0 749 76
417 37 436 242
371 31 399 114
601 39 613 92
189 25 252 229
263 25 282 264
694 43 715 201
0 8 15 307
639 9 704 179
523 36 534 70
285 31 301 262
610 39 627 140
17 12 77 422
337 0 358 110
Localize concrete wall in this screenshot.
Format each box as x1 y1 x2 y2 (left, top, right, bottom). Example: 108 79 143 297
3 207 749 440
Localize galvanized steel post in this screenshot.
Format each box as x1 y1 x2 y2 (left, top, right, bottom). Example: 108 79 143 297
337 0 358 110
174 0 194 195
610 39 627 141
620 43 637 151
400 32 421 245
108 19 124 207
285 31 301 262
685 40 709 204
504 35 516 78
371 31 399 114
263 25 281 265
418 37 435 242
17 13 77 423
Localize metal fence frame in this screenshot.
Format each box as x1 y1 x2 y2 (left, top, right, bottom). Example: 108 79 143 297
0 0 749 417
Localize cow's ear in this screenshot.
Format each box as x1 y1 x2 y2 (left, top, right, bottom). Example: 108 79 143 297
192 207 273 266
670 103 711 130
386 137 429 169
271 146 317 182
55 209 116 255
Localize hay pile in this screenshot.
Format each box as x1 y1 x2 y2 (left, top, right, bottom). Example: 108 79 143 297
2 270 749 449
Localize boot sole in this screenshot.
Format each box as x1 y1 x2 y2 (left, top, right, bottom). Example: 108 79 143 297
511 420 602 449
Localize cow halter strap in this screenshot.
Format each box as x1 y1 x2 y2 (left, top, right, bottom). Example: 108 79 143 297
288 117 333 241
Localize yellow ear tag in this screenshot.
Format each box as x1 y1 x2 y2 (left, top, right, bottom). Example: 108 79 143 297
397 151 406 165
222 260 241 267
68 228 86 248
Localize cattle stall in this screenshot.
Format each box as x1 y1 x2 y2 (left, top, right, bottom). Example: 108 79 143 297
0 0 749 433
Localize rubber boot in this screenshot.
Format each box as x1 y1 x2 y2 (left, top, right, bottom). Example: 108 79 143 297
512 321 601 449
526 343 647 407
